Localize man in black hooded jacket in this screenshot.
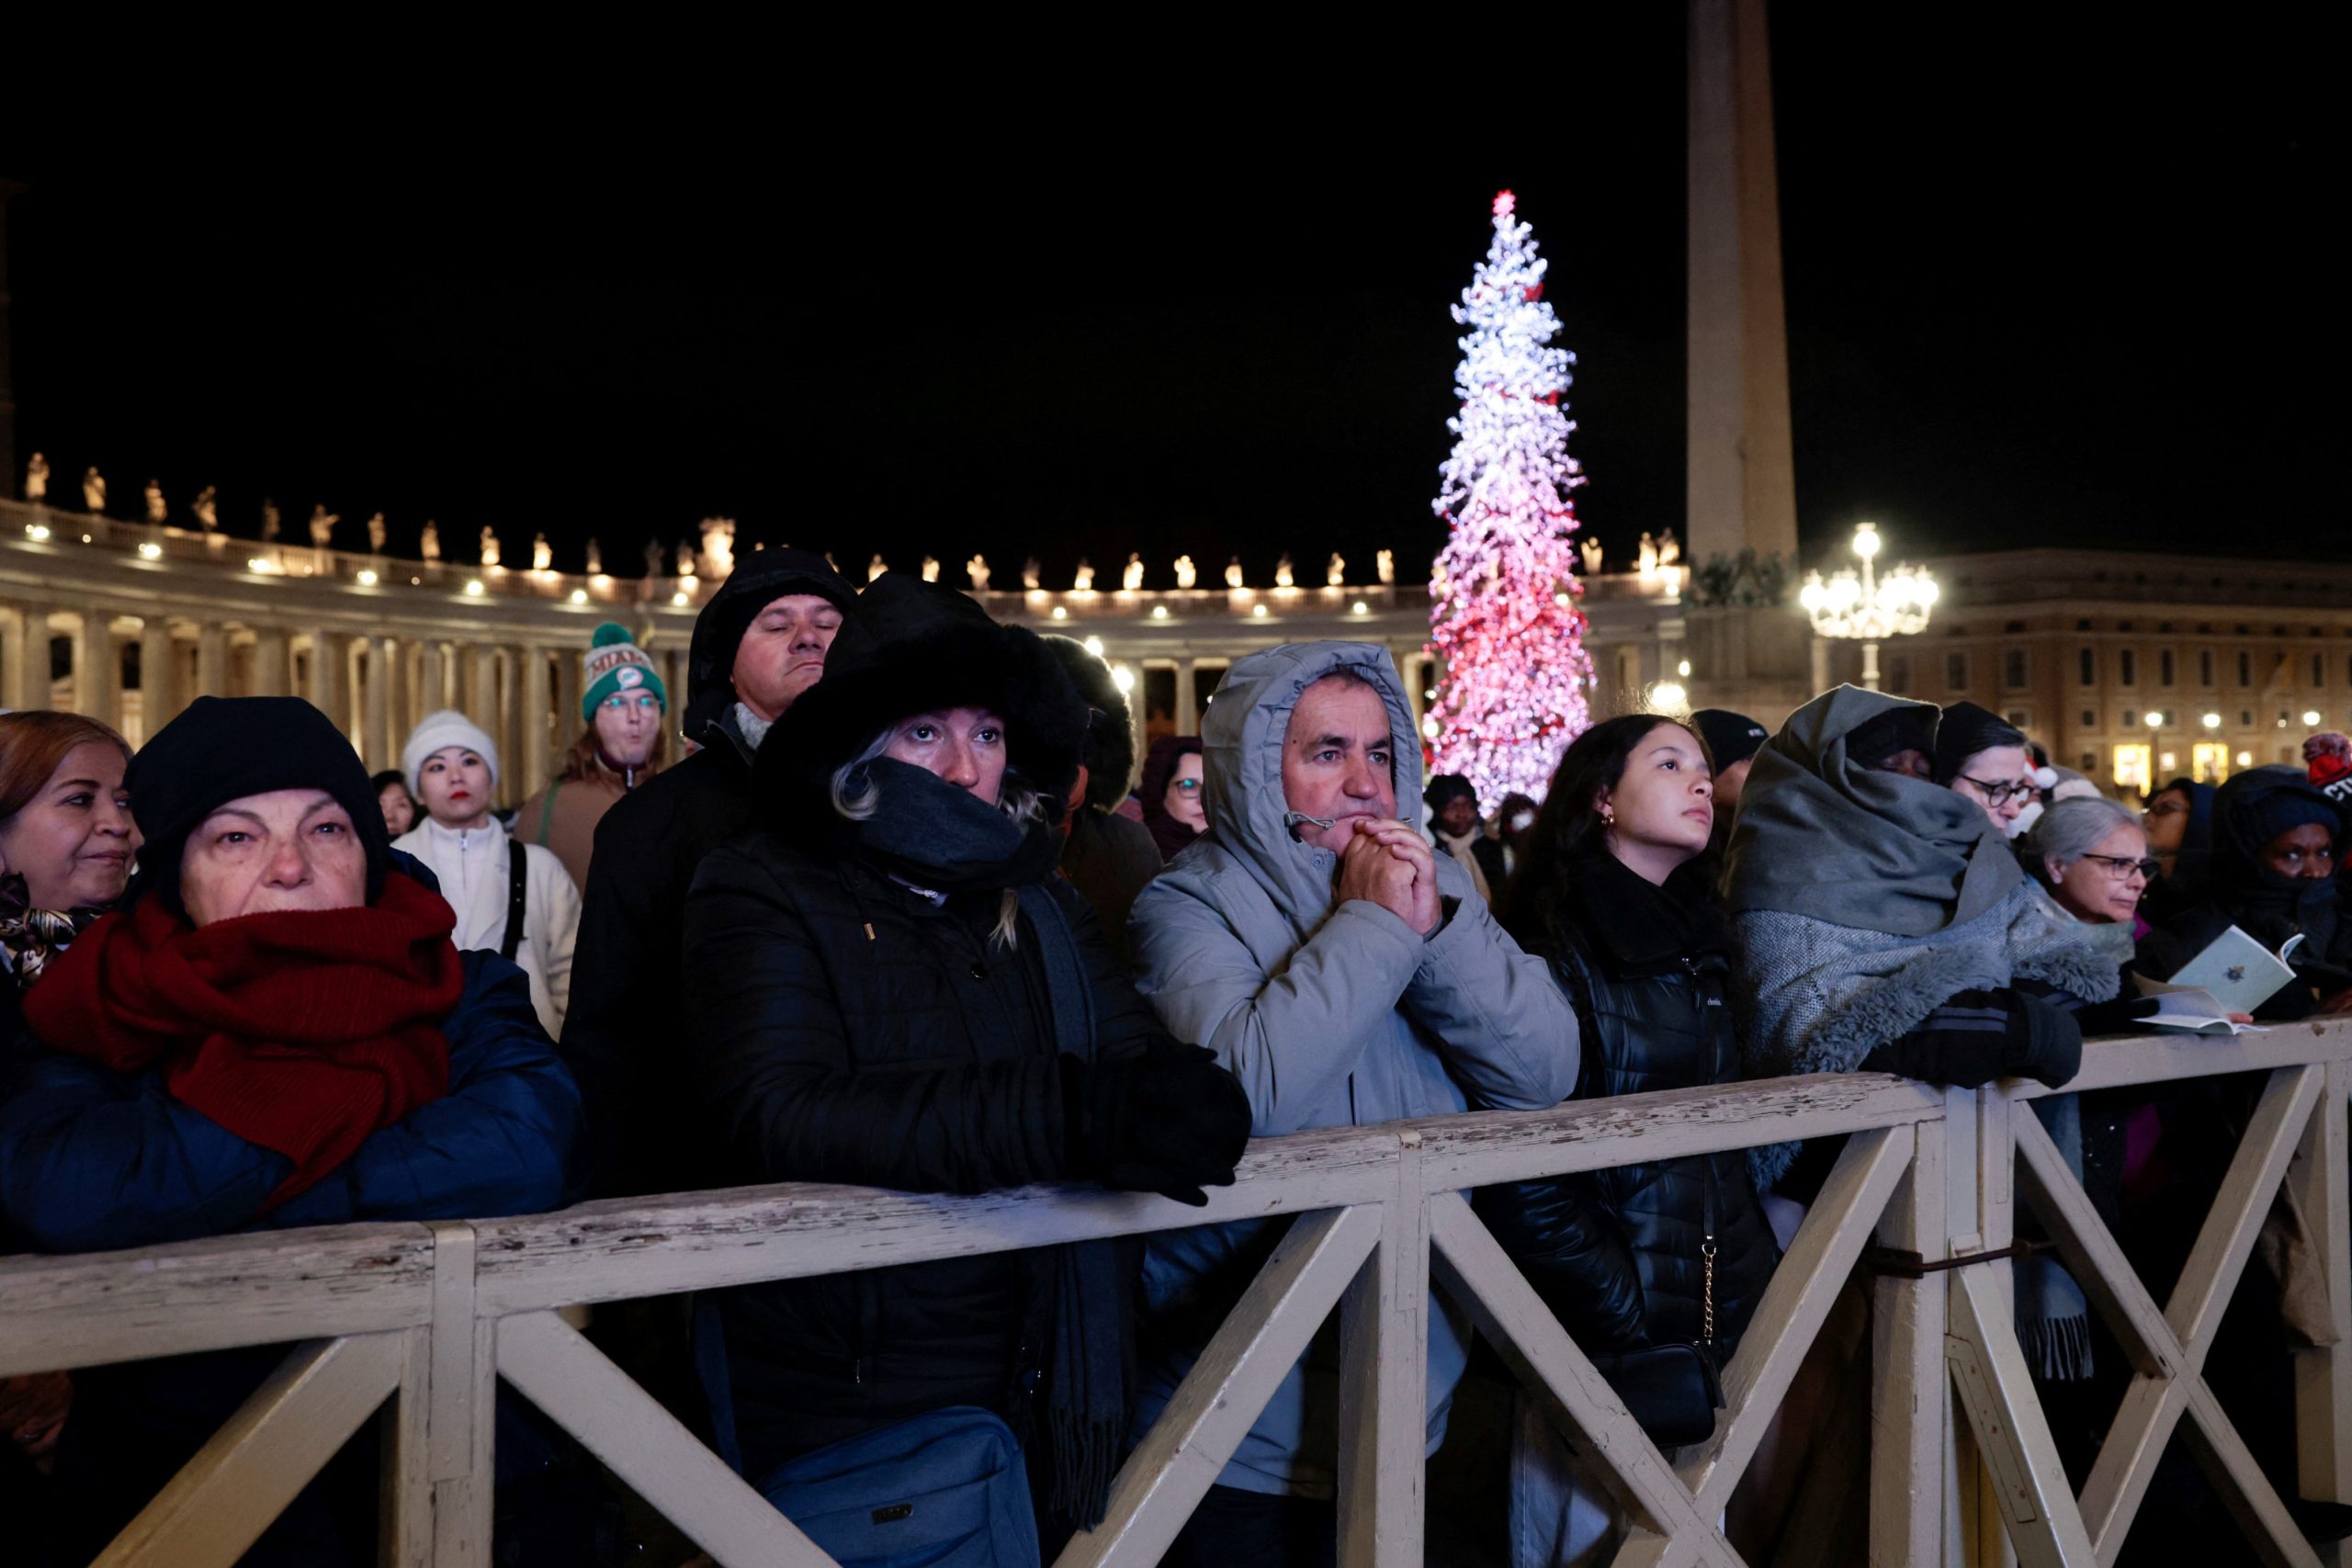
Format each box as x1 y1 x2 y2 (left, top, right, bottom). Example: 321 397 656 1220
563 547 855 1198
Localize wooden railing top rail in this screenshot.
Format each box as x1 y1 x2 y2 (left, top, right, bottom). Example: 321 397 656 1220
3 1020 2346 1384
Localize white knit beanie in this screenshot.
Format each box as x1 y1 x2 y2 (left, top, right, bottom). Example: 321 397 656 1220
403 709 501 795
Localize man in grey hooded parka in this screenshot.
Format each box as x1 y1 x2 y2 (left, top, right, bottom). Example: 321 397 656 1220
1127 641 1578 1533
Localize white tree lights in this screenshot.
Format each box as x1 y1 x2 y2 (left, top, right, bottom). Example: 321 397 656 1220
1426 190 1596 802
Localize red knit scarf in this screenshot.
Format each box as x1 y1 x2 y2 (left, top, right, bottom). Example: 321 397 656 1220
24 872 464 1208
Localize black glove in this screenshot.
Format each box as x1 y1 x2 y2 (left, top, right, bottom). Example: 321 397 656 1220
1061 1041 1252 1206
2070 995 2161 1037
1860 987 2083 1090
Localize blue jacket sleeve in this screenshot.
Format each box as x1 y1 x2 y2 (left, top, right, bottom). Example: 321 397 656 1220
0 1032 300 1253
0 953 579 1253
316 953 582 1221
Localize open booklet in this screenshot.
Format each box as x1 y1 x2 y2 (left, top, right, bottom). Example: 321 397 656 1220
2127 924 2303 1033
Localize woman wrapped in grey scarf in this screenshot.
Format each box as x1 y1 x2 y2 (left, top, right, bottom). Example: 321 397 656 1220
1725 686 2146 1380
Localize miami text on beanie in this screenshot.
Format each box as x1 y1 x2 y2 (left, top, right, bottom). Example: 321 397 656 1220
1690 708 1770 771
581 623 666 722
127 695 390 912
1932 701 2027 785
402 710 501 795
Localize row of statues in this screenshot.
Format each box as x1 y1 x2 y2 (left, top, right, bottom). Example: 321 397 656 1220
26 456 1669 592
892 548 1406 595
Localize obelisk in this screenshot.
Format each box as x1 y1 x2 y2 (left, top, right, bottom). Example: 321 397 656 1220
1686 0 1799 566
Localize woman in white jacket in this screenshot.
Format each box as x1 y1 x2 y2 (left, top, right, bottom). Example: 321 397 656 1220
392 711 579 1038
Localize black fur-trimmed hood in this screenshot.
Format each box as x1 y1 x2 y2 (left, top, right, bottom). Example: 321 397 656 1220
681 547 856 745
755 570 1088 836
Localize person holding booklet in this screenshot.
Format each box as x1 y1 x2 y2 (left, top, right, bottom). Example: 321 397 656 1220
2141 764 2352 1021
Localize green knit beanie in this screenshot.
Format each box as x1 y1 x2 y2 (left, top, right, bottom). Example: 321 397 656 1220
581 623 666 722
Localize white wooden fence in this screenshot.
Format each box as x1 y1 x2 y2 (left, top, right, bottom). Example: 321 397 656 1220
3 1020 2348 1568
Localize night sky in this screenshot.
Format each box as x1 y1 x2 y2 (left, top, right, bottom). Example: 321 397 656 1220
4 9 2335 587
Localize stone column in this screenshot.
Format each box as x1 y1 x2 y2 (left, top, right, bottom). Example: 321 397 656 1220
0 603 42 712
364 637 393 772
138 617 177 740
419 641 447 715
522 644 553 797
196 622 229 700
554 648 582 756
1173 659 1198 737
1687 0 1799 567
310 630 346 739
251 627 290 697
465 645 498 739
83 609 121 728
1809 634 1831 696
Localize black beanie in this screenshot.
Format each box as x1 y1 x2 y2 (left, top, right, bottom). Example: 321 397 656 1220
1932 701 2027 786
1425 773 1478 813
1690 709 1770 771
1847 705 1938 773
127 695 390 912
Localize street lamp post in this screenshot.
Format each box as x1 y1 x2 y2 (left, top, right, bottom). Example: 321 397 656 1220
1798 522 1939 692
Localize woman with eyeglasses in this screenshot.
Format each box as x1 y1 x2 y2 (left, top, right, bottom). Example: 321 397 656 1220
2142 765 2352 1021
513 623 670 892
1934 702 2038 839
2022 796 2160 934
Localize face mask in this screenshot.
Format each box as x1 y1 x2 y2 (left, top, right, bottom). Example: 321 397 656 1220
1510 811 1535 833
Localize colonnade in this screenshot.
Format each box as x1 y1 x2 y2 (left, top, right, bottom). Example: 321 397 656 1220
0 602 688 808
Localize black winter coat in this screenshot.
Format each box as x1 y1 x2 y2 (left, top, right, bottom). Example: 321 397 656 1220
1481 851 1779 1353
562 722 759 1197
682 827 1170 1479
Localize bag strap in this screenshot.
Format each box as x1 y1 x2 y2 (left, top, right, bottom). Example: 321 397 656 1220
535 781 560 847
501 844 528 961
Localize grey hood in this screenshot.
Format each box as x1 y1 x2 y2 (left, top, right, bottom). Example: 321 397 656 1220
1198 639 1426 939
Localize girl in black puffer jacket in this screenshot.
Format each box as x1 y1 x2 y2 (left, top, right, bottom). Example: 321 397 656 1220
1486 714 1779 1365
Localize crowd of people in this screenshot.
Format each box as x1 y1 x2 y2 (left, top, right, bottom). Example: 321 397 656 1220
1 549 2347 1564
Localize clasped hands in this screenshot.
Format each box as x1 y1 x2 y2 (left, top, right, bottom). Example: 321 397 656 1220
1333 818 1443 936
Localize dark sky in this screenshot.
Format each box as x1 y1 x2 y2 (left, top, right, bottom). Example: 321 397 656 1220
4 9 2338 586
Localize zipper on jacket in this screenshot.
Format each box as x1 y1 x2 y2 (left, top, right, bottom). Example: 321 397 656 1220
1701 1163 1720 1348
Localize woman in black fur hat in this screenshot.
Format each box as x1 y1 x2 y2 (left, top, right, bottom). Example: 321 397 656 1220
681 572 1250 1557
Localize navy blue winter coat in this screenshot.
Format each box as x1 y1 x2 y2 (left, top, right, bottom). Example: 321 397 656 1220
0 944 580 1564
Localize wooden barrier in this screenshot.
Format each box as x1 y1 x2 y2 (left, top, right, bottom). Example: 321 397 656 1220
3 1021 2348 1567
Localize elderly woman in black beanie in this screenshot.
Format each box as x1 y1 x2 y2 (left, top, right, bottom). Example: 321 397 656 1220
682 573 1250 1557
0 695 580 1564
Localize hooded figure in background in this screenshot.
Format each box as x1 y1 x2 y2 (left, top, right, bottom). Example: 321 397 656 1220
2139 775 2219 929
1043 636 1164 967
563 547 854 1198
1126 640 1576 1557
2141 765 2352 1019
1424 772 1500 901
681 574 1248 1550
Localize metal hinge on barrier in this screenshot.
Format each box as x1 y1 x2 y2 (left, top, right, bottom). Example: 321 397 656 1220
1862 1238 2050 1279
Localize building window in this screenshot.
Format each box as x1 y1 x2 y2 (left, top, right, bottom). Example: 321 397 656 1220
2314 653 2327 689
1885 652 1913 694
2118 649 2137 687
2081 709 2098 728
2077 649 2096 686
2241 709 2256 728
2200 650 2215 686
2079 751 2097 773
2111 744 2152 793
2121 709 2138 729
2003 649 2029 690
1946 652 1970 693
2006 709 2030 730
2239 650 2254 686
2159 649 2176 687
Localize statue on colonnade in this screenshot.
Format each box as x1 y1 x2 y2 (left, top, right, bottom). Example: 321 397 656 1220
368 513 388 553
261 498 282 543
22 452 45 502
310 505 339 549
533 534 553 571
481 526 502 569
697 517 736 578
193 486 219 532
144 479 166 523
967 554 990 591
1174 554 1196 589
420 519 440 561
82 468 105 513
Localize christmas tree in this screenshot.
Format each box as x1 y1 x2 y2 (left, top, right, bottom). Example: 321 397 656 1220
1426 190 1596 803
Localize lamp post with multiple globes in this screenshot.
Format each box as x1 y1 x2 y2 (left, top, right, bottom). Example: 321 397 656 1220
1798 522 1939 693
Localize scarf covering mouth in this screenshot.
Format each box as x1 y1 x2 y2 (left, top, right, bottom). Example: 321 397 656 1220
1726 685 2021 938
23 870 464 1208
848 757 1065 893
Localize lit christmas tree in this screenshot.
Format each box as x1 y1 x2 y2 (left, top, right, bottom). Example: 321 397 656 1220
1426 189 1596 802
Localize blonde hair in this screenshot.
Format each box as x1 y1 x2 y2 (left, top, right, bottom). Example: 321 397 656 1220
830 726 1045 949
